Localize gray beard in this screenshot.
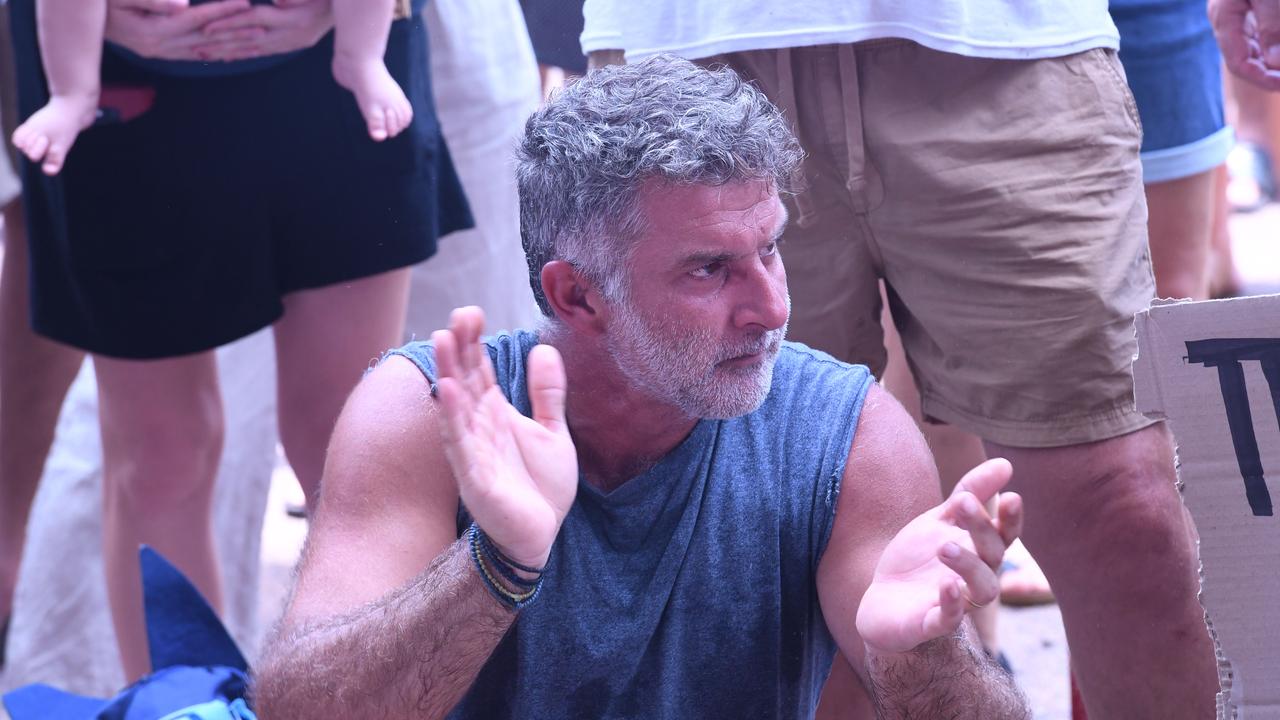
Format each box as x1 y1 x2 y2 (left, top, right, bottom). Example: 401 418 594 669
605 299 788 420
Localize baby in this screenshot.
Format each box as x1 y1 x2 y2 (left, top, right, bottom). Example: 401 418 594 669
12 0 413 176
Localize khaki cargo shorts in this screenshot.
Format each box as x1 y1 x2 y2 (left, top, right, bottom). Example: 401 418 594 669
0 4 22 207
595 41 1156 448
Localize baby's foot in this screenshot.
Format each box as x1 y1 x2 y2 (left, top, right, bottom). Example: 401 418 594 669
333 54 413 142
11 93 98 175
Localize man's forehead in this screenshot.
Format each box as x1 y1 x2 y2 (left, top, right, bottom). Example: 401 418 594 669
638 180 784 238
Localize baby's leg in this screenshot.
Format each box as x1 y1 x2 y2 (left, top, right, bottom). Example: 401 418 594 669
11 0 104 175
331 0 413 142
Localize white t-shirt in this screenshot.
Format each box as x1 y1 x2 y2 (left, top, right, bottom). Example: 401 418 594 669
580 1 1118 62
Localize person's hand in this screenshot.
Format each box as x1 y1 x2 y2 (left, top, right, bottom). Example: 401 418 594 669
105 0 254 61
856 459 1023 654
1211 0 1280 90
433 307 578 569
192 0 335 62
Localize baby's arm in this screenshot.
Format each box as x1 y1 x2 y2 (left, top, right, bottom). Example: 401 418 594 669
331 0 412 142
12 0 106 175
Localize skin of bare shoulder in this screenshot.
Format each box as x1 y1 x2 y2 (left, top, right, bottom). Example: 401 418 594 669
283 353 461 628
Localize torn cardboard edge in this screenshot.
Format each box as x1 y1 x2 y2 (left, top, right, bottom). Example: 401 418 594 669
1133 294 1280 720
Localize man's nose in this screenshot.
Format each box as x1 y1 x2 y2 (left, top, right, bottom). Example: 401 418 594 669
734 259 789 332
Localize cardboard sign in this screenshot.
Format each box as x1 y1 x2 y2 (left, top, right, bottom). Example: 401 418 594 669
1134 295 1280 719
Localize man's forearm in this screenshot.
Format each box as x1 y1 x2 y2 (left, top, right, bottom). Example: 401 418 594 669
864 627 1030 719
252 539 514 720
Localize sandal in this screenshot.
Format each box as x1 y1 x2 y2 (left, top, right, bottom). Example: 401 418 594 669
1226 141 1276 213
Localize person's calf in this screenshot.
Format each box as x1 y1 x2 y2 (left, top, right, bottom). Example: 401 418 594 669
990 425 1218 717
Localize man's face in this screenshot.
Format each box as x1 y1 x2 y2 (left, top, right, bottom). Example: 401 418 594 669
604 180 790 419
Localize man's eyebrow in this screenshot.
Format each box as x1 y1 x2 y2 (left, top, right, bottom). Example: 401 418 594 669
679 249 738 266
770 205 790 241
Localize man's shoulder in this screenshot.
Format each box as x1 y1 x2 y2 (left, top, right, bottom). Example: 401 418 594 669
773 340 872 388
746 340 874 441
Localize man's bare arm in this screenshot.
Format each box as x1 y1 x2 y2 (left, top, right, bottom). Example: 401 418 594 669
817 384 1029 718
253 540 513 719
251 308 576 718
863 630 1026 718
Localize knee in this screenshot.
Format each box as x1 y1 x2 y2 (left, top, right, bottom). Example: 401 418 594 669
103 398 225 510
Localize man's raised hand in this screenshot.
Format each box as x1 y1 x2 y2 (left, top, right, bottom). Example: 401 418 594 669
433 307 577 571
856 459 1023 654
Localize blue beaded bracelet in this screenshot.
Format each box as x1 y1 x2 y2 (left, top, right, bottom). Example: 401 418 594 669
468 524 544 611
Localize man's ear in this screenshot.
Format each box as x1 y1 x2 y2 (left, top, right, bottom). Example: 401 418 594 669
541 260 609 335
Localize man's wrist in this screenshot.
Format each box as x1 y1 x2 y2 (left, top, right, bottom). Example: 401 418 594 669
467 524 546 611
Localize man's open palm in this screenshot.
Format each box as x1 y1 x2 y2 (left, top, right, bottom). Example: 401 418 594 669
856 459 1023 653
433 307 578 568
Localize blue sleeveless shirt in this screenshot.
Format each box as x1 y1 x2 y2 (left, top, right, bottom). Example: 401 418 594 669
390 331 874 719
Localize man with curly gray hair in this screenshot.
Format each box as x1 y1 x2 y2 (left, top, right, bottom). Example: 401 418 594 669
253 55 1031 719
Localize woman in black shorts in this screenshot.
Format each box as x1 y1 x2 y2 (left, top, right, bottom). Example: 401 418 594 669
10 0 470 680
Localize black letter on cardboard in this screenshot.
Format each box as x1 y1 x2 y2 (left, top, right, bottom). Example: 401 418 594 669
1186 339 1280 516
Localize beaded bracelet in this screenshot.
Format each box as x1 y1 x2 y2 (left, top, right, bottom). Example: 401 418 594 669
468 524 545 611
476 531 540 589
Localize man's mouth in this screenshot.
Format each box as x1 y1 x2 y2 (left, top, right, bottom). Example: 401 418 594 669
718 336 781 368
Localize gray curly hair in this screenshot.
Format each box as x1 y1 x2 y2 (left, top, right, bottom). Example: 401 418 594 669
515 54 804 317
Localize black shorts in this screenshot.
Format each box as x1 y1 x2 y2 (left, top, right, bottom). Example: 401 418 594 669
11 4 472 358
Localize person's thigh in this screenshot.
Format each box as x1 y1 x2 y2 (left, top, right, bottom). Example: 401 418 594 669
1112 0 1228 302
861 43 1154 448
273 267 411 501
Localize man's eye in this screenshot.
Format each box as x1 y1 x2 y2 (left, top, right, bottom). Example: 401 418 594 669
761 241 779 257
691 262 724 279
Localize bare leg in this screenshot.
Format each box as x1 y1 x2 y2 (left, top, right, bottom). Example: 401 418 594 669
988 425 1218 717
97 353 225 681
1209 164 1242 298
0 199 84 625
10 0 104 175
331 0 412 142
1145 170 1216 301
274 268 410 506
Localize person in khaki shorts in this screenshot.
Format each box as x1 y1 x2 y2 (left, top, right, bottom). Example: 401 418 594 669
583 3 1217 718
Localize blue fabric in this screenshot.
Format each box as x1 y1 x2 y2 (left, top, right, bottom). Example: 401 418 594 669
156 698 257 720
389 330 874 719
1 548 254 720
1110 0 1227 156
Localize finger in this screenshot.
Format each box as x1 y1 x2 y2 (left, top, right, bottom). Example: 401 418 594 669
1235 56 1280 90
951 457 1013 505
458 306 486 378
527 344 568 434
1254 0 1280 67
1211 0 1253 72
198 26 265 43
200 4 272 34
921 579 967 640
114 0 189 12
947 491 1006 570
996 492 1024 549
939 542 1000 608
190 39 263 61
432 327 462 385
